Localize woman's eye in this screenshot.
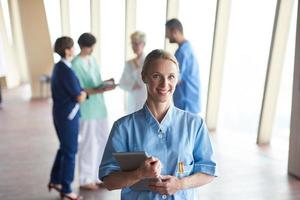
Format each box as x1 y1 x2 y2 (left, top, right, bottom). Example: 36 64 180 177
152 74 160 79
169 75 175 80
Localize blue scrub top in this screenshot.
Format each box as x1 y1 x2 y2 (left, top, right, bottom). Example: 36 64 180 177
99 105 217 200
174 41 201 114
51 60 82 121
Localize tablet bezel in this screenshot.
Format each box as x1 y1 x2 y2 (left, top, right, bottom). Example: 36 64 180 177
112 151 148 171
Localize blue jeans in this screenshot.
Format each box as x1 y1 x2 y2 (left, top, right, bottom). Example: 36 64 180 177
50 115 79 193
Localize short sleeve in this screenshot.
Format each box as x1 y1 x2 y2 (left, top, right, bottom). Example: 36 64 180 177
60 67 82 102
99 121 128 181
193 120 217 177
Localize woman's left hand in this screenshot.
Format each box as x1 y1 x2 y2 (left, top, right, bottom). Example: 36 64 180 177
148 175 182 195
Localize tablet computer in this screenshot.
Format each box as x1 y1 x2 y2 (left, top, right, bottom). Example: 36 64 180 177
98 80 117 89
112 151 148 171
112 151 160 191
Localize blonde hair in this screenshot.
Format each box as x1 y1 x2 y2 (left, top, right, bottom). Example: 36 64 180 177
142 49 179 74
130 31 146 44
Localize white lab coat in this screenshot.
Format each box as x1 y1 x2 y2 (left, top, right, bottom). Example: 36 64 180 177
119 57 147 114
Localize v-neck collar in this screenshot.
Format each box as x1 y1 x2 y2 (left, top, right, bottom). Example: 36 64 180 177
142 104 173 133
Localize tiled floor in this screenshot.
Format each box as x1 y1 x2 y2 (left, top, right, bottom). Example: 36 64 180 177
0 85 300 200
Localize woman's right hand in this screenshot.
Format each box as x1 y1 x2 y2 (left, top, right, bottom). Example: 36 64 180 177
95 84 116 93
137 157 162 179
77 91 88 103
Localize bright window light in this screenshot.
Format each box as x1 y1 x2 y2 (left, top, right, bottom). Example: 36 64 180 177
100 0 126 123
44 0 62 62
178 0 217 115
136 0 167 54
218 0 277 136
70 0 91 54
1 0 13 45
273 0 298 141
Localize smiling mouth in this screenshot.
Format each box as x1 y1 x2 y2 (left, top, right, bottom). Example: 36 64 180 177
157 89 170 95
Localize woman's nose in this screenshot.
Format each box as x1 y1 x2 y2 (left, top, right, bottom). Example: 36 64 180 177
160 77 168 87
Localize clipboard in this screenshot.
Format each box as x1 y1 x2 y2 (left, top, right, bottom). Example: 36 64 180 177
112 151 160 191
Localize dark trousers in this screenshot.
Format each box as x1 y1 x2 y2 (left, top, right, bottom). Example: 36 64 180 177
50 115 79 193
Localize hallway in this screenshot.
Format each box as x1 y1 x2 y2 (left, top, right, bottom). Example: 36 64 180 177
0 85 300 200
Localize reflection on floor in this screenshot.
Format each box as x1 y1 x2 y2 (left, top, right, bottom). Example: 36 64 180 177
0 85 300 200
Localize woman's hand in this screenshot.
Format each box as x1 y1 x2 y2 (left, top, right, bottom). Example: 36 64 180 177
94 78 117 93
96 84 116 93
102 158 160 191
148 175 182 195
77 91 88 103
138 157 162 179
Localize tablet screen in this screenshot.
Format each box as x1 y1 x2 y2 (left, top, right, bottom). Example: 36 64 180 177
112 151 148 171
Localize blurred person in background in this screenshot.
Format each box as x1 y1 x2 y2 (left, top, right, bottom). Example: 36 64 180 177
72 33 116 190
165 18 201 114
119 31 147 114
49 36 86 200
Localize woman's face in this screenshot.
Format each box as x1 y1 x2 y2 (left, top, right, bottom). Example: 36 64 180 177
65 46 75 59
131 39 145 56
81 46 94 56
143 58 178 104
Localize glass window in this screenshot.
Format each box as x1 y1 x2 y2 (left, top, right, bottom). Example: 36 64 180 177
44 0 62 62
100 0 126 122
44 0 61 44
136 0 167 54
273 1 298 142
178 0 217 115
0 37 6 76
217 0 277 136
70 0 91 54
1 0 13 45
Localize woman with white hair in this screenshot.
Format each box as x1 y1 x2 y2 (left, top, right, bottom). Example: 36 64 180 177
119 31 147 114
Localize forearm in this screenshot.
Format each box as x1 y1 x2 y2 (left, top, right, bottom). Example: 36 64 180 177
84 88 101 95
76 91 87 103
85 83 115 95
179 173 214 190
103 169 142 190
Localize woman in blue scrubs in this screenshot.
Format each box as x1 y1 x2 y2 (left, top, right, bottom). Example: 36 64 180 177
99 49 217 200
48 36 87 200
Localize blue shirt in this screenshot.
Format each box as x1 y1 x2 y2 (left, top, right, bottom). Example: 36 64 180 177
99 105 216 200
51 60 82 121
174 41 201 114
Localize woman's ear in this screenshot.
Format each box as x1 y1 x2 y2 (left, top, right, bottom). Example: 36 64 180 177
64 49 69 57
141 71 147 84
65 48 73 58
